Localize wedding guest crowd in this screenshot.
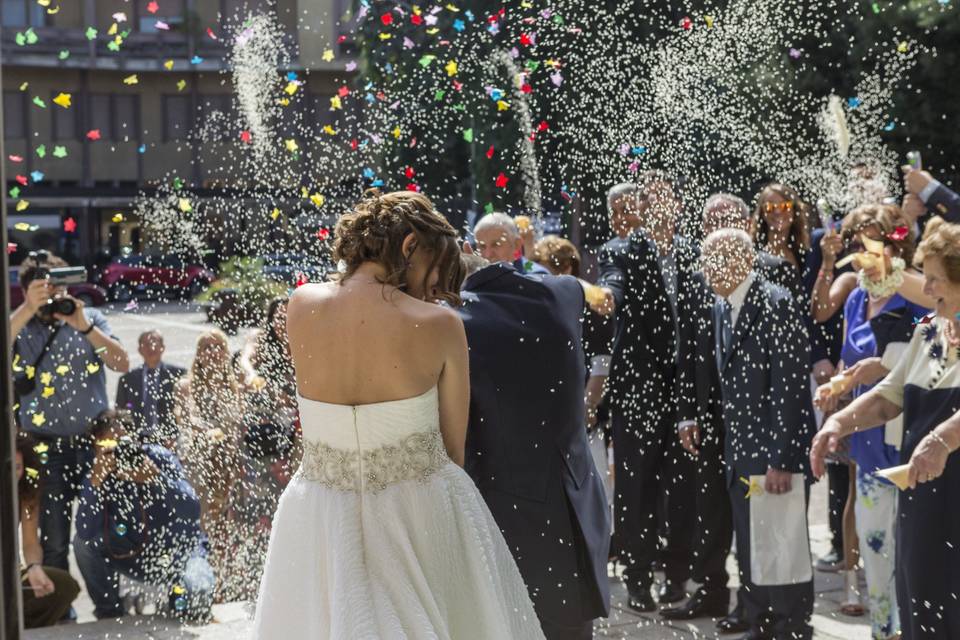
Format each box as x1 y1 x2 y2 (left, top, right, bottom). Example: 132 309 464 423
8 161 960 640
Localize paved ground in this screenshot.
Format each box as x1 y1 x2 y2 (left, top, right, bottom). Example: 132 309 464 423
23 301 873 639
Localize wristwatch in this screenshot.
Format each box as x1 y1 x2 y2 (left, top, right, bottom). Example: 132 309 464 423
80 322 95 335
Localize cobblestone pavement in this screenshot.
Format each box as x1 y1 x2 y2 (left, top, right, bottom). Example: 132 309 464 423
24 302 872 640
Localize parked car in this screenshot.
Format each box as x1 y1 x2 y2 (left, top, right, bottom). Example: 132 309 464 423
260 253 333 286
8 267 108 309
99 254 214 301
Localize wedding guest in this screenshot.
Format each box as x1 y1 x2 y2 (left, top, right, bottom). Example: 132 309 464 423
16 431 80 628
9 251 129 621
811 217 960 640
901 165 960 224
473 212 550 274
701 229 815 640
115 330 186 447
598 171 695 610
173 329 244 601
73 410 213 622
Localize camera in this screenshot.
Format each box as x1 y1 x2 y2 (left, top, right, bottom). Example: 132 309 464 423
40 297 77 317
114 436 147 472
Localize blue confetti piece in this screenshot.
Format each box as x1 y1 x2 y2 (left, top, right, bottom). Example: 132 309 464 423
487 23 500 35
365 92 375 104
490 89 503 101
465 10 475 21
30 170 44 182
286 71 298 81
362 167 375 179
371 179 384 187
631 146 647 155
138 144 146 153
847 97 862 109
190 55 203 64
883 121 895 131
453 19 465 32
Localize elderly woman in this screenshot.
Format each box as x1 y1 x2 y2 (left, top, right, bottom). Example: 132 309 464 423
811 217 960 640
813 203 929 638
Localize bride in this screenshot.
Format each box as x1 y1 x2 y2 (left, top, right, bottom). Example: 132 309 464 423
252 190 545 639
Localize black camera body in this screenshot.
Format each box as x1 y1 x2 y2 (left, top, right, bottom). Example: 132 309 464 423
114 437 147 472
40 297 77 317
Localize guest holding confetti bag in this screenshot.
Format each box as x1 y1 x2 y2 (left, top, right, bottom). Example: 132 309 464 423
811 217 960 640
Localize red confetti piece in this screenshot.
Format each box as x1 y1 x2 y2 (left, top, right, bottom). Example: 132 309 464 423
295 273 308 288
146 1 159 14
350 139 358 150
537 120 549 132
7 243 17 254
519 33 532 46
495 172 509 188
317 228 330 241
63 217 77 233
411 14 423 25
8 155 23 163
486 145 495 159
404 166 415 179
15 175 28 186
681 16 693 30
381 13 393 26
338 85 350 98
887 225 909 241
521 83 532 94
240 130 252 143
87 129 101 140
406 183 419 192
206 27 217 40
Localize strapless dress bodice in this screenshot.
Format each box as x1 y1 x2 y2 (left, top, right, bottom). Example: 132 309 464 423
295 386 449 493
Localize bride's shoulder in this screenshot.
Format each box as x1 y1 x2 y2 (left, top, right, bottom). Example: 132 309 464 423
288 282 336 306
415 302 465 339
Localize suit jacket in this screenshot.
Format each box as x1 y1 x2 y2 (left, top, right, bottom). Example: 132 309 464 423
925 182 960 223
597 230 699 421
459 263 611 625
716 278 815 485
115 363 186 442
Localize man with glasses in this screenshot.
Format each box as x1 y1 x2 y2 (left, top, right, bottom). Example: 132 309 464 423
9 251 130 618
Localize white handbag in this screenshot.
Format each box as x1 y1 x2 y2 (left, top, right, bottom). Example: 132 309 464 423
748 473 813 586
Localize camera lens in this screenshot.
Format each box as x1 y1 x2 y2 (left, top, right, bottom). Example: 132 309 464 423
54 298 76 316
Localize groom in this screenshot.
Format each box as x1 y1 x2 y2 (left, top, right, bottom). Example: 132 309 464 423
456 251 611 640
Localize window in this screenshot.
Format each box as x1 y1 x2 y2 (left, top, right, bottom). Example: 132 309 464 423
199 94 234 140
89 94 113 139
138 0 184 32
3 91 27 139
162 95 193 141
51 91 78 140
1 0 44 27
114 95 139 141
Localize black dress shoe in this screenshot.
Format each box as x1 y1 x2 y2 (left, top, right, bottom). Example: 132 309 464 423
660 587 730 620
716 603 751 634
657 580 687 605
626 584 656 613
733 630 772 640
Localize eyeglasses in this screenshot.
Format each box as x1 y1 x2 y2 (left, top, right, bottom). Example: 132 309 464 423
763 201 795 214
27 250 50 264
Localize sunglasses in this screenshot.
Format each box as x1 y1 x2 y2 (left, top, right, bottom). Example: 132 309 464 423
763 201 795 214
28 250 50 263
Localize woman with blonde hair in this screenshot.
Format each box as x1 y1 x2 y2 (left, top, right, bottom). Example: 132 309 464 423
812 217 960 640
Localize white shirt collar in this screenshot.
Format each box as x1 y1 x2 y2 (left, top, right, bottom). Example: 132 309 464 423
724 271 756 310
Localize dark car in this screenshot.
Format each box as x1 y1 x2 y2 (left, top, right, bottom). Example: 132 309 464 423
260 253 333 286
9 267 108 309
99 254 215 301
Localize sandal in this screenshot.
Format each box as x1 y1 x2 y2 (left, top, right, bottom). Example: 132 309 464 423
840 569 865 617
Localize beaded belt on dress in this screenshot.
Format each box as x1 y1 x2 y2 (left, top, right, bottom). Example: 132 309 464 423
298 429 449 493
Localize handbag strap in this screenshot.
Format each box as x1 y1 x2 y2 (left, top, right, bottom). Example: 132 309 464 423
16 323 65 374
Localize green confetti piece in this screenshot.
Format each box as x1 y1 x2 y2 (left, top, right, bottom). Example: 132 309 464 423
524 60 541 72
172 177 184 190
552 14 564 25
58 50 70 60
36 145 46 158
107 40 120 52
94 346 108 354
434 89 446 101
15 33 25 46
52 145 68 158
85 27 97 41
9 186 20 199
453 103 466 112
871 2 881 13
419 54 436 67
26 28 37 44
32 96 46 108
484 202 494 214
463 128 473 142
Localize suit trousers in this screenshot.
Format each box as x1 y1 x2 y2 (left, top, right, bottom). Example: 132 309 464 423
611 408 694 590
690 424 733 592
729 479 813 640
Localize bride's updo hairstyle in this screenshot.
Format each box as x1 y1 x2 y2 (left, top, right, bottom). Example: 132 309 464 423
333 189 462 304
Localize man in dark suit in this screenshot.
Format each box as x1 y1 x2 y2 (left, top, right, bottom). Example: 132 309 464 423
903 165 960 224
665 193 802 630
700 229 815 640
115 330 185 446
597 172 696 610
457 255 611 640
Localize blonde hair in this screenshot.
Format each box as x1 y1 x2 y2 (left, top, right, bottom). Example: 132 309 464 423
185 329 241 422
534 235 582 277
841 203 916 265
915 217 960 284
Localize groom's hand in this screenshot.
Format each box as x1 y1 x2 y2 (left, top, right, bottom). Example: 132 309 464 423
679 423 700 456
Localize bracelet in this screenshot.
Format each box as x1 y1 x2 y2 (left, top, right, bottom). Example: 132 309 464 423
929 431 954 454
25 562 40 572
80 323 95 335
818 269 833 280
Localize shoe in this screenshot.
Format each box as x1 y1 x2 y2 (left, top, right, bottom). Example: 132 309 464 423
626 584 656 613
717 602 750 634
734 630 772 640
815 549 843 572
660 587 730 620
657 580 687 605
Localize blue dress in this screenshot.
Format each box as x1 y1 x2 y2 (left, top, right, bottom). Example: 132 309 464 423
840 288 928 476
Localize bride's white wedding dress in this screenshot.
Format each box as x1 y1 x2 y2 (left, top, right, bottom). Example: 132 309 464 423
252 385 545 639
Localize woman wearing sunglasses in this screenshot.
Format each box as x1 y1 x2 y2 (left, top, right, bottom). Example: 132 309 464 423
753 183 812 278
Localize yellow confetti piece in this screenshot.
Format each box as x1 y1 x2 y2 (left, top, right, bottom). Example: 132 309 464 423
445 60 458 76
33 443 48 454
37 0 51 6
278 97 290 106
284 139 299 153
392 126 402 139
178 198 192 212
310 193 325 207
86 363 100 374
426 28 439 35
14 222 31 231
300 186 310 198
322 125 336 135
108 23 118 36
172 585 186 595
112 213 124 223
322 49 334 62
46 4 59 14
897 41 908 54
330 95 342 110
379 33 392 41
739 476 764 498
31 413 45 427
16 200 30 212
96 439 118 449
446 3 460 10
284 81 299 95
55 364 69 375
25 468 39 479
19 82 29 91
705 15 714 28
25 365 35 380
163 59 174 70
176 79 186 91
496 100 510 111
41 386 55 398
12 355 22 372
270 207 281 220
123 74 138 85
53 92 71 108
39 371 52 385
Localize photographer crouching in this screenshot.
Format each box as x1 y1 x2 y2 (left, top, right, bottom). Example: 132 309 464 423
9 251 129 620
73 410 213 622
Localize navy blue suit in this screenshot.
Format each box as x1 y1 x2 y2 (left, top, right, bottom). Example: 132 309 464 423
717 277 815 639
459 263 611 639
924 182 960 222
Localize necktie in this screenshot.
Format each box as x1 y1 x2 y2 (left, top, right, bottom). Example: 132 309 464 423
715 299 734 369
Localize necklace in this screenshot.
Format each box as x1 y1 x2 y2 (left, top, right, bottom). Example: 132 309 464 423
858 257 905 299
